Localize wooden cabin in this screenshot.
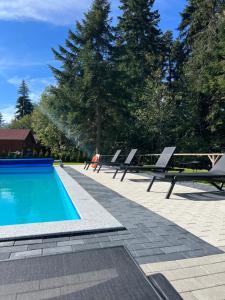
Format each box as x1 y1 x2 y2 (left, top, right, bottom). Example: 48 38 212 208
0 129 37 155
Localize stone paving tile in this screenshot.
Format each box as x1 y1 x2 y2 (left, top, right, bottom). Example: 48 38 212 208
57 239 84 246
72 243 102 251
10 249 42 259
14 239 43 246
181 292 199 300
42 236 70 243
84 236 110 243
136 252 187 265
162 266 209 281
42 246 72 255
0 245 28 254
192 285 225 300
0 253 10 260
0 241 14 247
171 277 204 293
28 242 57 250
142 253 225 299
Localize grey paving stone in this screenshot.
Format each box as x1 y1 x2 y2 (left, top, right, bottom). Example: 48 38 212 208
136 252 187 265
161 245 192 254
84 236 110 243
109 234 134 241
10 249 42 259
42 246 72 255
131 248 163 257
70 234 96 240
57 240 84 246
72 243 102 251
0 245 28 254
43 236 70 243
0 241 14 247
127 238 151 245
14 239 43 245
126 243 146 251
100 241 124 248
0 253 10 260
28 242 57 250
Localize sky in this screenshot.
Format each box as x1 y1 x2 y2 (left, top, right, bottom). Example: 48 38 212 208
0 0 186 122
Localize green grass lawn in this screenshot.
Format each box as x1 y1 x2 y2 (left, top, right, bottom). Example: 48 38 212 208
53 162 84 166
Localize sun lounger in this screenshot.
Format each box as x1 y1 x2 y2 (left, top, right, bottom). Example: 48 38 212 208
0 246 182 299
164 154 225 198
95 149 122 172
112 149 138 179
84 150 122 171
119 147 178 182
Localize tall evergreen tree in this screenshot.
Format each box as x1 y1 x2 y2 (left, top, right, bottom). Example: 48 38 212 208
15 80 33 120
179 0 225 150
115 0 163 149
0 112 4 128
116 0 161 85
51 0 123 154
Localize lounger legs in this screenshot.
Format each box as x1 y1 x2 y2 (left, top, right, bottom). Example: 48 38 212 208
93 163 99 172
97 164 102 173
166 177 177 199
121 168 128 182
113 169 119 179
211 182 224 191
84 163 90 170
147 176 156 192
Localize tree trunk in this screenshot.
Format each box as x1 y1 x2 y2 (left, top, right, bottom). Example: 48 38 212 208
96 103 101 154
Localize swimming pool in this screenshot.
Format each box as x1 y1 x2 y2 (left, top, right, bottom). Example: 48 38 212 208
0 159 123 240
0 162 80 226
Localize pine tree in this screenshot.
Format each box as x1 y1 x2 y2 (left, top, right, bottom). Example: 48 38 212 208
51 0 120 153
115 0 163 149
0 112 4 127
116 0 161 85
179 0 225 150
15 80 33 120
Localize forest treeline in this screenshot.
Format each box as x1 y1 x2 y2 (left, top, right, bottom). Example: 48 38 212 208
8 0 225 158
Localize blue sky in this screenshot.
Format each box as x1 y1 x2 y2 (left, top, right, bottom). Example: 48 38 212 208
0 0 186 122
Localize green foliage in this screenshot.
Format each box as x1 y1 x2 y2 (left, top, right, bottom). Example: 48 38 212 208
179 0 225 151
32 89 82 161
0 113 4 128
116 0 161 81
113 0 163 150
15 80 33 120
9 114 33 129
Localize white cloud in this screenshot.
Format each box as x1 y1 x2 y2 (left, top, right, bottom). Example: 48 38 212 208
30 92 41 103
1 105 15 123
0 57 54 70
7 76 55 88
0 0 92 25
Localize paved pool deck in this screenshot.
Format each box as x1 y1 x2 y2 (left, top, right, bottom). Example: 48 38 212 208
1 165 225 299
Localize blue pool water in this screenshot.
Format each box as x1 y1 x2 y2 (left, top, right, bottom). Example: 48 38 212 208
0 166 80 226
